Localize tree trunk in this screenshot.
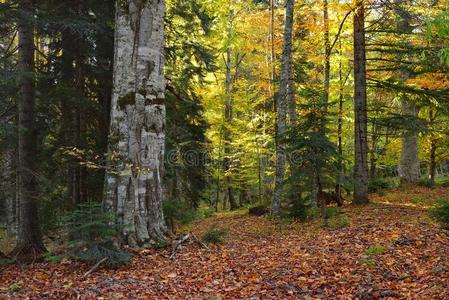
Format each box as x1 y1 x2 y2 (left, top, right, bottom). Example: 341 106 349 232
323 0 330 113
105 0 169 247
353 0 369 204
335 46 344 203
395 1 419 184
429 109 437 184
369 126 379 179
287 58 296 125
429 139 437 184
272 0 294 215
10 0 47 259
223 0 238 211
1 150 17 237
398 101 420 183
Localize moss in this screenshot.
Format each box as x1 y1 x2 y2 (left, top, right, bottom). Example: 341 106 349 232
118 92 136 110
118 0 129 14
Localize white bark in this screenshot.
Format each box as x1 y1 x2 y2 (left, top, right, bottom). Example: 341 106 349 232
105 0 168 247
272 0 294 215
399 101 420 183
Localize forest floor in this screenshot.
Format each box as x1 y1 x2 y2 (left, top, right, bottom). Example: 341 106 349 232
1 186 449 299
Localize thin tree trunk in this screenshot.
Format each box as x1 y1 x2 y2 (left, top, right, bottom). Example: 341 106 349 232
1 150 17 237
314 0 331 216
429 109 437 184
270 0 275 108
336 48 344 203
223 0 238 210
287 58 296 125
272 0 294 215
11 0 47 259
353 0 369 204
323 0 330 113
105 0 169 247
369 126 379 179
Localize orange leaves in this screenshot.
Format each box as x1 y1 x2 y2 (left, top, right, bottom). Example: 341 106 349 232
407 72 449 90
1 187 449 298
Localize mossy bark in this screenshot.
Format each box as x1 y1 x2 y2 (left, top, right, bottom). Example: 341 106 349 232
105 0 169 247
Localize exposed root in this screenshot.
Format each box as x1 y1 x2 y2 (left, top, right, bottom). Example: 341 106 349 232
9 242 47 263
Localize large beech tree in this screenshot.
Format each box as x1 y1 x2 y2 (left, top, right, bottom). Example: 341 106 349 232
105 0 169 247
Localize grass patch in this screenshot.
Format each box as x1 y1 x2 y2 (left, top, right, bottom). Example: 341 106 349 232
202 225 228 244
366 244 384 255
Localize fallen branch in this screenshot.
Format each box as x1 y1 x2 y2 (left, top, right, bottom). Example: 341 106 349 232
82 257 108 278
169 234 190 260
191 232 210 251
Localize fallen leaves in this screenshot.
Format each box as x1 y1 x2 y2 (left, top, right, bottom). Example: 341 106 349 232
1 187 449 299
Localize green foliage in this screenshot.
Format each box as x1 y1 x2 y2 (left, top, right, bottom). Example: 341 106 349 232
163 201 200 226
202 226 228 244
286 197 308 221
430 199 449 228
0 257 14 267
418 177 435 188
327 212 349 230
63 202 130 266
284 92 339 202
200 207 215 218
7 282 22 293
43 253 65 264
368 177 394 193
366 245 384 255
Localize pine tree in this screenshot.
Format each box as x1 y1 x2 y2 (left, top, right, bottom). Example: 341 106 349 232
10 0 47 259
352 0 369 204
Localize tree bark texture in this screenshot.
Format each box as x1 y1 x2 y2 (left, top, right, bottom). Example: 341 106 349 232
105 0 169 247
11 0 47 258
272 0 294 215
353 0 369 204
398 101 420 182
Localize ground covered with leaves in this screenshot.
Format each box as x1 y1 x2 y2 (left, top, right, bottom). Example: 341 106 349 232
1 186 449 299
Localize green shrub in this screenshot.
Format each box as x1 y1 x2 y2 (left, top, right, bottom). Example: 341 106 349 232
327 214 349 230
418 178 434 188
366 245 384 255
43 253 65 264
163 201 200 227
308 206 341 221
202 226 227 244
63 202 130 266
368 177 393 193
430 199 449 228
200 207 215 218
436 176 449 187
287 197 308 221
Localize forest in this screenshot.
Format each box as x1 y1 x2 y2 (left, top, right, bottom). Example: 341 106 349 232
1 0 449 298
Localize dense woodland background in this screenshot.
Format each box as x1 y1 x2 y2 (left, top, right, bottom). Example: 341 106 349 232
1 0 449 296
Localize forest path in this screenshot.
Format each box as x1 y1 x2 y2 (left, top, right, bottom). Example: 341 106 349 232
1 186 449 299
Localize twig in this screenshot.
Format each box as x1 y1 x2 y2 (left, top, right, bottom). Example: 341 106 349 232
169 234 190 260
82 257 108 278
191 232 210 251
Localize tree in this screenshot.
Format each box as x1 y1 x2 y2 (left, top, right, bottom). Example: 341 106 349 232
272 0 294 215
352 0 369 204
396 5 420 183
10 0 47 259
104 0 169 247
223 0 238 210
